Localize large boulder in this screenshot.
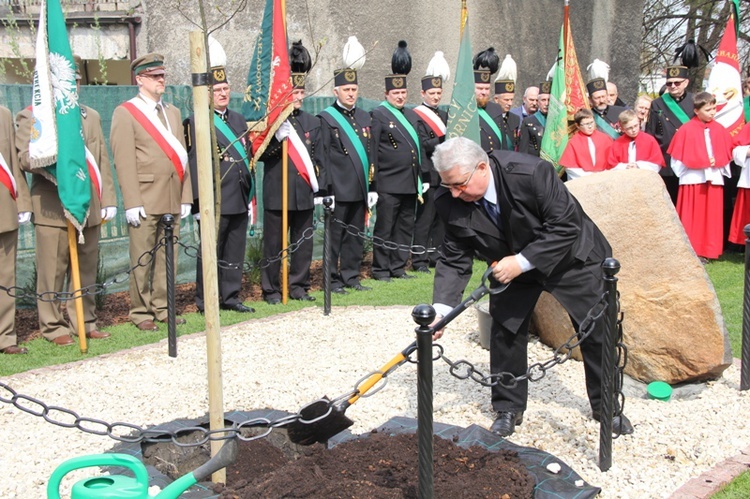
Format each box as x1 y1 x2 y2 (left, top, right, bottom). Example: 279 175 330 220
532 169 733 384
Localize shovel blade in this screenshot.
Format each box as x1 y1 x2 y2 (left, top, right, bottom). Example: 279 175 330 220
286 398 355 446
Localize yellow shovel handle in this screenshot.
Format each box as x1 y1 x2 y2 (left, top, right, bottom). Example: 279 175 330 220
347 351 408 406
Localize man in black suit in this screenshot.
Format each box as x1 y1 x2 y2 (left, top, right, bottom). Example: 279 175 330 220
493 79 520 151
587 77 626 139
370 73 429 280
412 74 449 271
431 137 633 438
518 81 550 157
259 65 323 303
185 63 254 313
318 68 374 293
475 69 508 155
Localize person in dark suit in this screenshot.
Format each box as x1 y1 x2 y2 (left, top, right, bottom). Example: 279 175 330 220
493 79 520 151
430 136 633 438
518 81 550 157
587 77 626 139
412 72 449 271
259 41 322 303
645 65 695 205
185 59 254 313
318 68 374 293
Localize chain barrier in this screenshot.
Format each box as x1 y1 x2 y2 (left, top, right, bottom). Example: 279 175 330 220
613 298 628 437
0 238 169 303
332 217 438 257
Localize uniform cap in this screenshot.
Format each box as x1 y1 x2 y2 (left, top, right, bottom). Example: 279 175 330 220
131 53 166 76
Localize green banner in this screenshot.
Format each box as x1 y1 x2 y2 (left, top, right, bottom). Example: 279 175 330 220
540 26 568 174
446 16 480 144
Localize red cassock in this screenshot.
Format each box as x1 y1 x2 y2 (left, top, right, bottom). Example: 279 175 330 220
559 130 613 171
668 117 734 259
729 122 750 245
607 132 665 169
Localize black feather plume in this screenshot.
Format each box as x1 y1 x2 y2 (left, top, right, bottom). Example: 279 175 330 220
391 40 411 75
673 38 712 69
290 40 312 74
473 47 499 74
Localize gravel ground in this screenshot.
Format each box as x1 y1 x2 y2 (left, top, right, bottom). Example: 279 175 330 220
1 305 749 498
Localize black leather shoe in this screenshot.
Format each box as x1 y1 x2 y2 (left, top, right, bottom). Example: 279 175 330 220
394 273 417 279
221 303 256 313
265 297 281 305
292 294 315 301
490 411 524 437
373 276 392 282
332 287 349 295
592 412 634 435
346 283 371 291
413 266 430 274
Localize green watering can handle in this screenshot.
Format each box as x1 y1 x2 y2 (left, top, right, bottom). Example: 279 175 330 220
47 453 149 499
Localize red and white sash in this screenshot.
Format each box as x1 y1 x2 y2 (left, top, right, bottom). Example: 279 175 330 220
414 105 446 137
0 152 18 199
122 97 188 181
287 127 319 193
84 147 102 201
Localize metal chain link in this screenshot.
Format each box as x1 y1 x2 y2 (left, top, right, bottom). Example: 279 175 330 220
424 294 610 389
332 217 438 256
0 238 169 303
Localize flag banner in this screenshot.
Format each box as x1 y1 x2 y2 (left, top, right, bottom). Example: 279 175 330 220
564 16 588 119
30 0 90 233
540 27 569 174
242 0 294 162
446 15 480 144
707 11 744 138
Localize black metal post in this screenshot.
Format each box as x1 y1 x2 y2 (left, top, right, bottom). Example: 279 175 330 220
323 197 333 316
162 214 177 358
742 225 750 391
598 257 619 471
412 304 436 499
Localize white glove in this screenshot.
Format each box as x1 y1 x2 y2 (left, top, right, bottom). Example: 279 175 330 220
247 203 254 225
126 206 146 227
101 206 117 221
422 184 430 194
17 212 31 224
193 212 201 222
367 192 379 209
180 204 192 219
274 120 293 141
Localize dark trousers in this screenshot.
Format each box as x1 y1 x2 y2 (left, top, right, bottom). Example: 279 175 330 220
195 213 248 310
490 258 605 415
261 208 314 300
372 192 417 278
411 187 444 268
330 200 366 288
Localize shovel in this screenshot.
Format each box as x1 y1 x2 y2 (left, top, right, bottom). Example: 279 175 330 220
286 265 508 445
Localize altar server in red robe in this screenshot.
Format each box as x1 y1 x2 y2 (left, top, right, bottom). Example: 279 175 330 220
728 122 750 245
559 109 613 180
607 109 665 172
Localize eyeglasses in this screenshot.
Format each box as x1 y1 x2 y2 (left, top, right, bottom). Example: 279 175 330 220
213 87 231 94
578 121 596 128
665 80 683 87
141 73 166 81
440 162 480 191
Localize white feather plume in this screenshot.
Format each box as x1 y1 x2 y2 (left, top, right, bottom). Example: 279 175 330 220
343 36 366 71
587 59 609 82
546 62 556 81
425 51 450 83
208 35 227 69
495 54 517 82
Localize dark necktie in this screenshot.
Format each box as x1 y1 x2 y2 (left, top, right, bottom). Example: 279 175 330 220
480 198 502 230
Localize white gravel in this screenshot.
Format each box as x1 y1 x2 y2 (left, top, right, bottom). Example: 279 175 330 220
2 305 749 498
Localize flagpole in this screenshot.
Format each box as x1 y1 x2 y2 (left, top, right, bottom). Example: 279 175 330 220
190 30 226 484
67 222 87 354
460 0 467 35
282 140 289 304
563 0 569 55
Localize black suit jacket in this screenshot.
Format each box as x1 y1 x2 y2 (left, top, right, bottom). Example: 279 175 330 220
433 151 611 333
369 104 430 194
479 101 508 154
518 113 545 157
415 105 448 187
499 111 521 151
318 103 373 203
185 108 251 216
645 92 695 177
259 109 323 211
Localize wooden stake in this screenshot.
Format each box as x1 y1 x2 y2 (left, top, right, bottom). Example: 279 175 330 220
66 221 87 354
189 30 226 484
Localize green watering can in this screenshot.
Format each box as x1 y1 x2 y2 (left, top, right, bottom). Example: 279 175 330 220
47 437 238 499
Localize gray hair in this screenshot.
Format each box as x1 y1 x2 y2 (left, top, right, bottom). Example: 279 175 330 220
433 137 489 174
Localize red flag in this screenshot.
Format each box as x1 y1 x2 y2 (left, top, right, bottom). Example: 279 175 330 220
243 0 294 161
563 1 588 119
707 12 744 138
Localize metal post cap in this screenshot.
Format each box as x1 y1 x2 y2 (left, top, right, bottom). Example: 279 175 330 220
412 304 436 326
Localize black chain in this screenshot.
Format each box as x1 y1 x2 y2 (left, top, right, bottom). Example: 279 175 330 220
332 217 438 256
424 294 610 390
613 297 628 437
0 238 169 303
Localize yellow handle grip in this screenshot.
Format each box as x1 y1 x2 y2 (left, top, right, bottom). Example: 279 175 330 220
347 352 407 406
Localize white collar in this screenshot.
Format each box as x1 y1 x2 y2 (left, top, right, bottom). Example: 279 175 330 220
483 167 498 205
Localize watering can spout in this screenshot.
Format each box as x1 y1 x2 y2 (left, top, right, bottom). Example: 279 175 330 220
157 437 238 499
